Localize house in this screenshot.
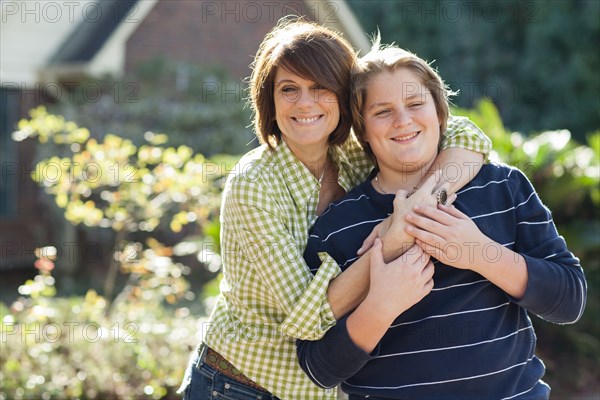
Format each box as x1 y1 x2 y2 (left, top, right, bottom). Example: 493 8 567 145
0 0 368 296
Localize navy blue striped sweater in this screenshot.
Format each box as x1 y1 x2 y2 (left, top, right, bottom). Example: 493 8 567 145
297 163 586 399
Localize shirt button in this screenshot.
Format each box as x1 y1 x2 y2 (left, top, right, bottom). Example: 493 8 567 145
212 391 218 396
224 383 230 389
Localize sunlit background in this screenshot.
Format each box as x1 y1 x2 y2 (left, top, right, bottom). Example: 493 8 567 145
1 1 598 399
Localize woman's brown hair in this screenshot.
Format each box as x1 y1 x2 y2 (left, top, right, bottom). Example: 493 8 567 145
249 17 356 149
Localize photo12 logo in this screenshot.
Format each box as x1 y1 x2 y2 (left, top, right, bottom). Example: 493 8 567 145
200 1 340 24
2 82 139 104
1 1 140 24
1 321 139 344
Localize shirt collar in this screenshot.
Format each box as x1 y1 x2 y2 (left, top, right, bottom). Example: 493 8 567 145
331 144 361 192
271 140 318 209
271 140 359 209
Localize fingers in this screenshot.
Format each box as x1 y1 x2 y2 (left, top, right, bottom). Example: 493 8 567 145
369 238 385 267
406 223 445 249
421 261 435 296
420 173 439 192
384 243 430 270
445 193 458 207
410 204 454 226
437 203 469 219
423 260 435 280
392 190 409 212
358 225 380 255
406 208 451 232
395 189 409 199
397 244 430 266
415 239 442 258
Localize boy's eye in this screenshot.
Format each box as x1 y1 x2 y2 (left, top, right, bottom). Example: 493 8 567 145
409 102 424 108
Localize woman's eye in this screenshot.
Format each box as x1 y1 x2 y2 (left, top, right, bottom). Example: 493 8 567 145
281 87 298 93
374 109 391 116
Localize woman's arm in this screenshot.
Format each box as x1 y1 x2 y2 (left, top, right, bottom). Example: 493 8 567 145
357 117 490 257
226 168 401 338
430 115 490 194
297 240 434 389
223 175 344 340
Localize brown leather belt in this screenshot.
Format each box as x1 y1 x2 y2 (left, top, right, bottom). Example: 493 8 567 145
203 346 269 393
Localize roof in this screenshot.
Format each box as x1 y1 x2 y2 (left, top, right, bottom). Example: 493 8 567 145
1 0 367 86
49 0 139 63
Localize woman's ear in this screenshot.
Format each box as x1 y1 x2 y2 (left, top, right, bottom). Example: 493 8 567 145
360 128 370 143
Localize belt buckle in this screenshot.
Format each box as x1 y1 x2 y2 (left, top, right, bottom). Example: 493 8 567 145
196 343 209 367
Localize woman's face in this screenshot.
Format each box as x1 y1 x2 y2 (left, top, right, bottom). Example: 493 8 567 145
363 68 441 175
273 67 340 154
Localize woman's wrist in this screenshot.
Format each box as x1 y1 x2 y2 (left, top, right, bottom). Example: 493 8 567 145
381 231 414 263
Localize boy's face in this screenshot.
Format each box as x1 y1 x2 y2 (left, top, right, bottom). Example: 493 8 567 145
362 68 441 175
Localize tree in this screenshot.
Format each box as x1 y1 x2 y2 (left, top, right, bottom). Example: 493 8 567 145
348 0 600 142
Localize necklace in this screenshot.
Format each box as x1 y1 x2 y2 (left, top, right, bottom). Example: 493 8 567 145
373 173 388 194
373 173 419 196
317 160 329 185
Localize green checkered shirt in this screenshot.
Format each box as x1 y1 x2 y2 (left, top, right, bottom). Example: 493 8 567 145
203 116 491 399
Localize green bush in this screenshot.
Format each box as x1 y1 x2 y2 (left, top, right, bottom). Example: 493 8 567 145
3 107 225 398
1 264 204 399
12 106 225 301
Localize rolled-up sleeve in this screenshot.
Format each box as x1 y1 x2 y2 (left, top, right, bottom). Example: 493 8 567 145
282 253 341 340
224 175 342 341
443 116 493 159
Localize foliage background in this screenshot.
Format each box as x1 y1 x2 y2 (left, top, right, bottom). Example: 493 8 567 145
1 1 599 399
347 0 600 143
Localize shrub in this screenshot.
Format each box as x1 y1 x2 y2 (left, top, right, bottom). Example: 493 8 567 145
1 256 205 399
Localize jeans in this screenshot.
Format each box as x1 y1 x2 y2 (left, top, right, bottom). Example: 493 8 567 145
178 344 280 400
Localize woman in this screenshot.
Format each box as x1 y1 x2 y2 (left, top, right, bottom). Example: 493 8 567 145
296 43 587 399
179 18 492 400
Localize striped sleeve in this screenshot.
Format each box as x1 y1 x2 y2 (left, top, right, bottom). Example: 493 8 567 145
509 168 587 323
296 315 376 389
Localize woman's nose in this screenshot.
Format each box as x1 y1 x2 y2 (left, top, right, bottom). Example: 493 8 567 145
296 89 317 108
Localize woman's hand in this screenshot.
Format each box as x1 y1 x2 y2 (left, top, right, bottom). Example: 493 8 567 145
358 174 456 262
367 239 434 319
405 203 494 271
345 239 434 353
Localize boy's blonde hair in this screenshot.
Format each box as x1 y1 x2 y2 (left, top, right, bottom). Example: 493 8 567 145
351 37 455 163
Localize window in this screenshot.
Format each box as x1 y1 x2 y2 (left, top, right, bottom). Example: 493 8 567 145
0 87 19 217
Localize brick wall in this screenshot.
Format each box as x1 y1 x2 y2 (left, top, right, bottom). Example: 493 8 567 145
126 0 316 80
